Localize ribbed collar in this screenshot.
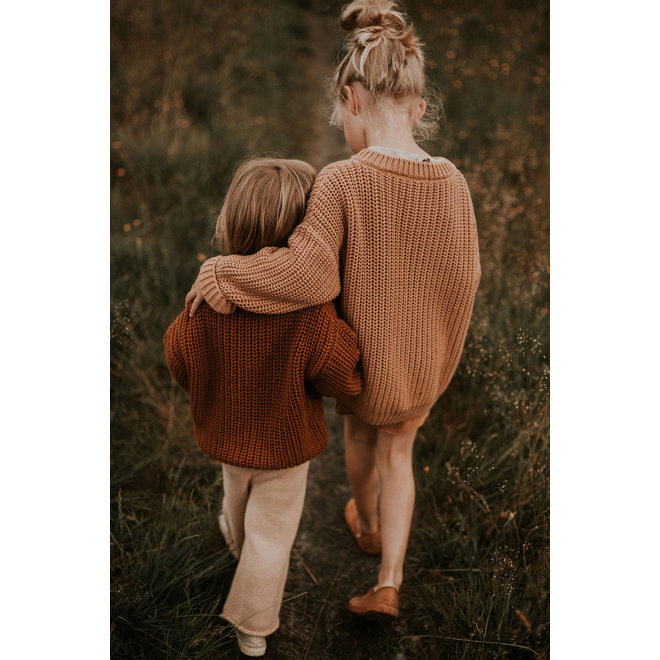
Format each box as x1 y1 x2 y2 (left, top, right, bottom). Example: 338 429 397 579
354 147 458 180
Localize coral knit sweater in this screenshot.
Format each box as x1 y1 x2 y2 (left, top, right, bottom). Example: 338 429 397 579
164 301 362 470
197 148 481 427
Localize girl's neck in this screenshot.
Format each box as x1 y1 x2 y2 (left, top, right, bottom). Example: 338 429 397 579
363 125 428 158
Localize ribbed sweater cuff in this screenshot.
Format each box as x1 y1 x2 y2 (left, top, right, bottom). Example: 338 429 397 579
199 258 236 314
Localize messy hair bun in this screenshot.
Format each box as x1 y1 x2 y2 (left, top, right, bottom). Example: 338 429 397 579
331 0 438 137
339 0 407 33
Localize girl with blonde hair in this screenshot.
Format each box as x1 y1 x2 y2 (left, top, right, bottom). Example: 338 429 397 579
186 0 480 621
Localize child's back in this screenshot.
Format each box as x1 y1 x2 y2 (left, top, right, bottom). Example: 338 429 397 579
164 299 361 470
320 150 479 426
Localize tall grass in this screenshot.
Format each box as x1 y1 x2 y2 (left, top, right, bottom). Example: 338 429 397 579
111 0 549 657
402 2 550 656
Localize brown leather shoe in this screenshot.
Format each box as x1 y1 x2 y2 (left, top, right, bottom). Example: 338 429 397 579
344 499 381 555
347 586 399 623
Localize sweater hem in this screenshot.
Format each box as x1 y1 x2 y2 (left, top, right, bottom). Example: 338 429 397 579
196 438 327 471
337 399 435 428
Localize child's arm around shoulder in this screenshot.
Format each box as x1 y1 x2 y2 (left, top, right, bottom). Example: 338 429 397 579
305 302 362 399
192 163 348 316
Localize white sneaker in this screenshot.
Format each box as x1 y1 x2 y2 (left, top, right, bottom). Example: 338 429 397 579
235 630 267 657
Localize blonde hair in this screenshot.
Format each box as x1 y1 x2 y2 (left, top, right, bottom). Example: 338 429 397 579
330 0 439 138
215 158 316 256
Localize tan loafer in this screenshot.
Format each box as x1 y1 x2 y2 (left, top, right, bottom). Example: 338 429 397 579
344 499 381 555
347 586 399 623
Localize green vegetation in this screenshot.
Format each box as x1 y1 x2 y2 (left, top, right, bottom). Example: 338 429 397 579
111 0 549 657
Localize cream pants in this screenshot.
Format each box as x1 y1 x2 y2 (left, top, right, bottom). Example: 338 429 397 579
220 461 309 636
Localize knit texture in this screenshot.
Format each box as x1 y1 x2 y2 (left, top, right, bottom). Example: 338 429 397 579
197 148 480 427
164 301 362 470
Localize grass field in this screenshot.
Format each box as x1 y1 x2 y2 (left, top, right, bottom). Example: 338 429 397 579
111 0 549 657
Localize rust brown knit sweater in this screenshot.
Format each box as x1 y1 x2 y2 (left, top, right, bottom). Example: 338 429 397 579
164 301 362 470
197 148 480 427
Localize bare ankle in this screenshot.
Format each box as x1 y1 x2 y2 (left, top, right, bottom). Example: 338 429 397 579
359 514 379 535
378 571 403 590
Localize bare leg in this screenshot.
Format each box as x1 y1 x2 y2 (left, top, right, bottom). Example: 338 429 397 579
374 428 417 590
344 415 380 534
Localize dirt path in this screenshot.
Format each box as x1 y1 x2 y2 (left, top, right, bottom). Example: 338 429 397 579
247 5 406 658
272 399 405 660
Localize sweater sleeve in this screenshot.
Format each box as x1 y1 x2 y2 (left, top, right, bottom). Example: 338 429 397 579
466 176 482 282
307 304 362 399
197 165 346 314
163 309 190 392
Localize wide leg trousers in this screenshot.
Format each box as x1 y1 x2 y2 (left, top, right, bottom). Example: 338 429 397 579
220 461 309 636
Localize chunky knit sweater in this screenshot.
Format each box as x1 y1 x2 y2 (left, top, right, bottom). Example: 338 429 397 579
197 148 480 427
164 301 362 470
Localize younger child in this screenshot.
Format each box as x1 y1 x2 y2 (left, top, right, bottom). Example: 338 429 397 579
164 158 362 657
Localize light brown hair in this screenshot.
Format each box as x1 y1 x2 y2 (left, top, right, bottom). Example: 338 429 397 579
330 0 438 137
215 158 316 256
